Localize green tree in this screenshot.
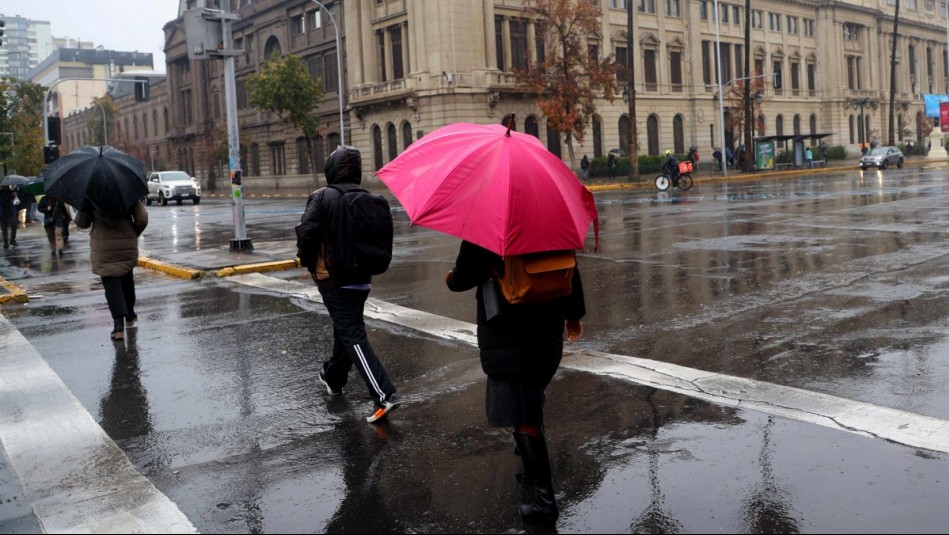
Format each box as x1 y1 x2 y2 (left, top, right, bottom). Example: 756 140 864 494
515 0 620 169
245 53 324 186
0 78 46 176
87 95 119 147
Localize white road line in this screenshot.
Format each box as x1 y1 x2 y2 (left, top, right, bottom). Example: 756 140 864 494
233 272 949 454
0 314 198 534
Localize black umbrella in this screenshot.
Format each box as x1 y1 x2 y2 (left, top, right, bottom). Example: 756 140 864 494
0 175 30 188
42 145 147 215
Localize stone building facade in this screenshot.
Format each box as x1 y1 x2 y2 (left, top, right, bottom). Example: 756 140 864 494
60 0 949 191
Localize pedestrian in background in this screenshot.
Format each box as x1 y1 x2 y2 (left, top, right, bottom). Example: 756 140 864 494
607 153 616 179
295 145 400 424
580 154 590 181
74 200 148 341
39 194 70 257
805 147 813 168
0 185 19 249
445 241 586 527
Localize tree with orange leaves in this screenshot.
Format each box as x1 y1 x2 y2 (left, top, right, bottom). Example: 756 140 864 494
514 0 620 169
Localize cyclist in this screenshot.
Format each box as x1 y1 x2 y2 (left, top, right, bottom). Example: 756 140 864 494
661 149 681 186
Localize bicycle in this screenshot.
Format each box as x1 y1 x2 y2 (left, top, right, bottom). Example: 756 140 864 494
655 160 694 191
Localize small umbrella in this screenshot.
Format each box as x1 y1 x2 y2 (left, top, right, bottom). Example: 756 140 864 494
0 175 30 188
377 121 598 256
19 179 44 197
41 145 147 215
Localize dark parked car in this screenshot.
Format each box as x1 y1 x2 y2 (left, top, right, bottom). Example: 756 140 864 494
859 146 904 170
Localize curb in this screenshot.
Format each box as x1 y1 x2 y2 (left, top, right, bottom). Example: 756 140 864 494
215 259 300 278
137 257 204 280
0 277 28 305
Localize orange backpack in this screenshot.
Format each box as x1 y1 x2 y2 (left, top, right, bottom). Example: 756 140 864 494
497 250 577 305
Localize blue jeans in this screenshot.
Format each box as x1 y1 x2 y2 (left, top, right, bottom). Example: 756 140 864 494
318 286 396 405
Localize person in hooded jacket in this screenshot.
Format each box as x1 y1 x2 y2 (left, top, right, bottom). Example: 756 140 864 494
74 200 148 341
0 185 19 249
445 241 586 527
295 145 399 424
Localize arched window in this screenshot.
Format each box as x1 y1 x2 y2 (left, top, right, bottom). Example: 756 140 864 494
647 114 659 155
163 107 169 132
402 121 413 150
673 114 685 154
809 114 817 145
618 115 630 156
153 110 159 137
502 114 517 131
372 125 383 171
793 114 801 136
387 123 398 162
297 137 310 174
756 114 766 137
133 115 138 139
142 113 148 138
592 115 603 157
849 115 855 144
525 116 539 139
546 123 561 157
264 36 282 60
776 114 784 137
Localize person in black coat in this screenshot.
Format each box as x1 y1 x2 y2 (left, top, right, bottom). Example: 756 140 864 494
0 185 19 248
445 240 586 527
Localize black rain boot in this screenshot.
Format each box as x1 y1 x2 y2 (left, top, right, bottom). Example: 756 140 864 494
111 318 125 341
512 431 559 527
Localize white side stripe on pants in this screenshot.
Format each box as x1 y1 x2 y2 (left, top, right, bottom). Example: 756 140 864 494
354 343 386 403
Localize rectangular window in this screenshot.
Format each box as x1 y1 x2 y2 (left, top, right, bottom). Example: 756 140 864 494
700 0 708 20
927 0 936 12
791 61 800 94
616 46 629 83
807 63 816 96
664 0 680 17
772 60 782 94
670 50 682 91
588 44 599 64
733 5 740 26
291 14 305 35
182 89 193 125
752 10 763 29
495 17 504 70
535 23 545 64
251 144 260 176
323 54 339 92
847 56 856 90
754 57 764 77
644 49 657 90
391 26 404 79
511 20 529 71
638 0 656 14
787 16 798 34
804 19 814 37
308 55 324 84
719 42 732 83
702 40 712 85
270 143 286 176
721 3 728 23
907 0 917 8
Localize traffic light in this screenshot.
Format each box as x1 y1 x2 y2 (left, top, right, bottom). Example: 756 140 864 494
0 20 5 47
134 76 150 102
43 146 59 164
47 116 62 146
773 68 782 90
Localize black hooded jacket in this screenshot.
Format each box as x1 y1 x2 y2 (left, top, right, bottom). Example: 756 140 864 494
296 146 372 290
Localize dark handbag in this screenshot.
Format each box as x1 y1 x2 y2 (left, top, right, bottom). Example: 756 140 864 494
480 278 503 322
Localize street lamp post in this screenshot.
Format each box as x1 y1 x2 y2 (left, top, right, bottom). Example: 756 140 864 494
309 0 345 146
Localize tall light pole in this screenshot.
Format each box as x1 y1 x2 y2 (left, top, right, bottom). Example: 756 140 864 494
626 0 638 180
309 0 345 146
222 0 251 250
714 0 727 177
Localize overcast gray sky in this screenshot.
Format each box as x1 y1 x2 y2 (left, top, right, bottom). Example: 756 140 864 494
2 0 181 73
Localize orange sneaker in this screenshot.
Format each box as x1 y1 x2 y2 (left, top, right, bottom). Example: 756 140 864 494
366 400 399 424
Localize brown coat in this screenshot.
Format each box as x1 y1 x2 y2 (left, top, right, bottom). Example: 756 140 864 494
74 202 148 277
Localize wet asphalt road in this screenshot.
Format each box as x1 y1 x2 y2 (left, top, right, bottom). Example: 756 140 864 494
2 165 949 533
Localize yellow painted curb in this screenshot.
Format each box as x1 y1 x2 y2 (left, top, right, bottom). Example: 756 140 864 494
215 259 301 278
138 257 203 280
0 277 28 304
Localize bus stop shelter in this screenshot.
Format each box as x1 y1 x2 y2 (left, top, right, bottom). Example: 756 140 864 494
754 133 834 169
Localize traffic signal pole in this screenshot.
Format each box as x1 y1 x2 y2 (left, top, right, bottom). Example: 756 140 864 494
219 2 251 250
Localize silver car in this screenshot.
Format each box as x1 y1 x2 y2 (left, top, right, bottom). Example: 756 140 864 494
859 146 904 170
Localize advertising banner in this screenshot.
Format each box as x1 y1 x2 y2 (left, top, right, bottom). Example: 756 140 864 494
941 102 949 132
924 94 949 118
756 141 775 170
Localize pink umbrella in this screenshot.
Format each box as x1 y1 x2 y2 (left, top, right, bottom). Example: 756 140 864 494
377 122 598 256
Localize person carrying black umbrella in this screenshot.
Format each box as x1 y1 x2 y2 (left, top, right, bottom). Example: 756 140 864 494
0 185 19 248
74 200 148 341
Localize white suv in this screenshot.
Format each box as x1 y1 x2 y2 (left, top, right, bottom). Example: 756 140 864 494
146 171 201 205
